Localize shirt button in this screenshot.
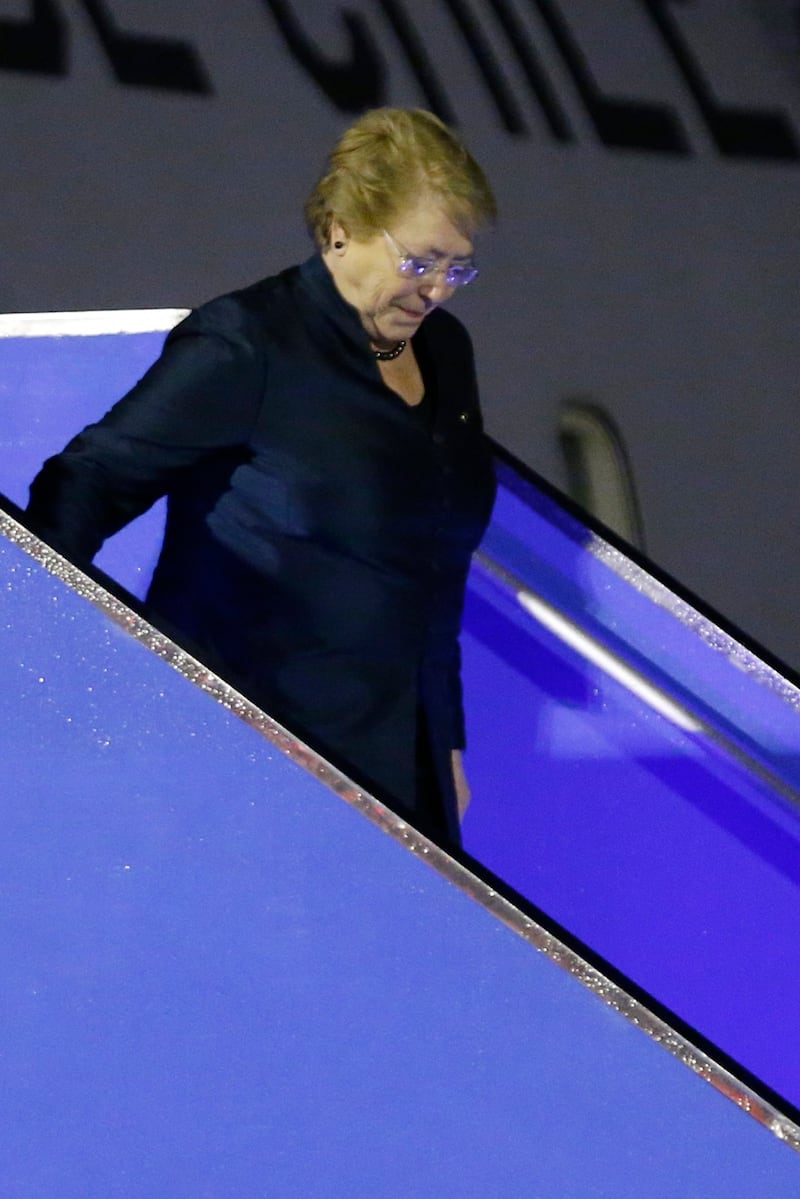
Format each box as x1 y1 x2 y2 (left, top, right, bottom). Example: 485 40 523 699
458 411 470 424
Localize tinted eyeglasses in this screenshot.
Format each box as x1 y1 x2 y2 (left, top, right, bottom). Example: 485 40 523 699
383 230 479 288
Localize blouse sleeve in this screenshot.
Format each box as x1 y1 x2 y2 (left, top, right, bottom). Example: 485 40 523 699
425 568 469 750
26 299 265 563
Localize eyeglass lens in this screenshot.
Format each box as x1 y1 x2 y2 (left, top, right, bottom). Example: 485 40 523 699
398 258 478 287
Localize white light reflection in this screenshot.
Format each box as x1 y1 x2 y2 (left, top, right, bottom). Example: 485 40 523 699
517 590 703 734
0 310 188 338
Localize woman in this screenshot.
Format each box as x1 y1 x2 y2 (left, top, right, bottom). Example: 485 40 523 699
26 108 497 847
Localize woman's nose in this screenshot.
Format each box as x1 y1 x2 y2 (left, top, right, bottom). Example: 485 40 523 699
418 272 455 303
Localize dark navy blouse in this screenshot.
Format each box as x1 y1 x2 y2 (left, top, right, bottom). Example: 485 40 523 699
28 254 496 840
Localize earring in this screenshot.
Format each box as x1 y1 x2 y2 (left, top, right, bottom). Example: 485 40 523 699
334 240 344 249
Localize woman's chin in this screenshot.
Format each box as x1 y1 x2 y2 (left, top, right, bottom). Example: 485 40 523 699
368 308 425 348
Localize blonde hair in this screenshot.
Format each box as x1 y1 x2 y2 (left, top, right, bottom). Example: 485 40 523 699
305 108 496 248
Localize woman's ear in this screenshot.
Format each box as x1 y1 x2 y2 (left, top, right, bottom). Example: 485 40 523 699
329 220 349 253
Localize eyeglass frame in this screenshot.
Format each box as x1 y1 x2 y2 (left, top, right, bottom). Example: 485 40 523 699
383 230 479 288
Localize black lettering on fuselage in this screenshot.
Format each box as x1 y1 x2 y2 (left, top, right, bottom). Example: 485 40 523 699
261 0 386 111
1 0 798 161
638 0 799 160
0 0 211 92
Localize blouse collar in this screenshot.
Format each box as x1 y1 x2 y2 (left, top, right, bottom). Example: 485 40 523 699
296 252 369 349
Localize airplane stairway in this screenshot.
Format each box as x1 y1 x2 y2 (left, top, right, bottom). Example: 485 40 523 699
2 313 800 1197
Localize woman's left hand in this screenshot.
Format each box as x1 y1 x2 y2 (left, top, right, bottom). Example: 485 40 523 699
451 749 471 821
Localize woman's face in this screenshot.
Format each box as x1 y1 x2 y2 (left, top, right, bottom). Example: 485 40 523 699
325 200 475 350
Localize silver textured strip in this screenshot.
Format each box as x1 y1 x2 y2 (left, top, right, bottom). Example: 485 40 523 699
2 506 799 1154
587 535 800 713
